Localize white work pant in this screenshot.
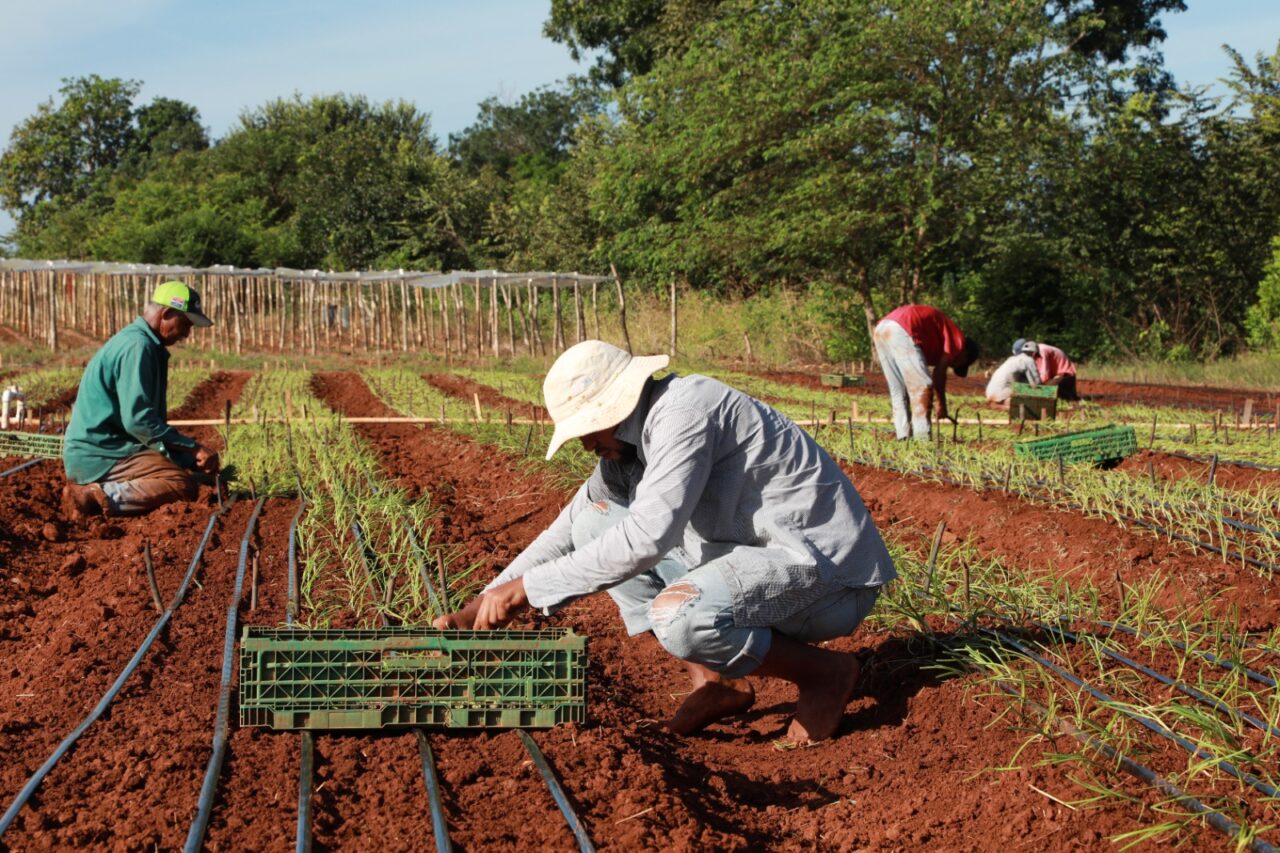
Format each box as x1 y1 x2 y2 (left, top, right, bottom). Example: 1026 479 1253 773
873 319 932 440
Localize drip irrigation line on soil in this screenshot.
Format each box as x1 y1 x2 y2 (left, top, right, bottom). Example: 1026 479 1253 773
0 501 234 838
296 732 315 853
985 627 1280 801
0 458 41 479
863 455 1279 573
516 731 595 853
287 497 307 623
995 682 1277 853
917 459 1279 544
1035 621 1280 739
1097 621 1277 689
415 731 453 853
1164 450 1280 472
285 499 314 853
185 497 267 853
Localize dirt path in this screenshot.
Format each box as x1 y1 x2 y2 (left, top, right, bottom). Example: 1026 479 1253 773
310 370 1205 850
1118 448 1280 494
424 372 549 421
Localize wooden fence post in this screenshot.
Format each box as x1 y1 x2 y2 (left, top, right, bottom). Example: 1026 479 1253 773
610 264 632 355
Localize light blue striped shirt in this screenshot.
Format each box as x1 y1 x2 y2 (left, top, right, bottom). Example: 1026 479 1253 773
489 374 896 626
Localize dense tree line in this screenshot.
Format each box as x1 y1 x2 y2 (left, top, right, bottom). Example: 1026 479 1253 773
2 2 1279 360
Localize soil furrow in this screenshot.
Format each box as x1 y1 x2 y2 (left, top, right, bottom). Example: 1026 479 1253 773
314 370 1204 849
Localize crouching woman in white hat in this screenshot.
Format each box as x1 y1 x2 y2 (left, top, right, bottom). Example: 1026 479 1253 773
435 341 896 743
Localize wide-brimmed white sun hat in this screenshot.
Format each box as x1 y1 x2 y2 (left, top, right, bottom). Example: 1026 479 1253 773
543 340 669 460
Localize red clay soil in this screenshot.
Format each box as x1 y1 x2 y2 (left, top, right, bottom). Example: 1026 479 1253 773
424 373 549 421
0 366 1254 849
171 370 252 421
842 461 1280 630
0 370 277 848
1118 448 1280 494
307 370 1226 850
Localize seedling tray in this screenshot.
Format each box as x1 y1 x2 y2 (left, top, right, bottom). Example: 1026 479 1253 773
0 431 64 460
1014 424 1137 466
239 626 586 730
820 373 864 388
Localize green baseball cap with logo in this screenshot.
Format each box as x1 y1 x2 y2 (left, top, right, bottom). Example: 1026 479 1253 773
151 280 213 327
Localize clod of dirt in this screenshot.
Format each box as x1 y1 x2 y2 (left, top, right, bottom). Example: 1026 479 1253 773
60 554 86 575
41 522 63 542
99 524 126 540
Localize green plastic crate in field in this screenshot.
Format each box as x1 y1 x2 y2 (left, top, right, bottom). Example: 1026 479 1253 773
239 626 586 730
820 373 864 388
0 431 64 460
1009 382 1058 421
1014 424 1137 466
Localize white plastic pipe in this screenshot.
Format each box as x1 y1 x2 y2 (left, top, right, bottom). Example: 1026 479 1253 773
1 386 22 430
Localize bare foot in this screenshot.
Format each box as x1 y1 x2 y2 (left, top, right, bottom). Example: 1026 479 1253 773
786 654 860 743
664 679 755 735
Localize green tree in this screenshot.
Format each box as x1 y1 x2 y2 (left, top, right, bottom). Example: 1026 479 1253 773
449 85 595 178
543 0 724 87
212 94 443 269
0 75 139 215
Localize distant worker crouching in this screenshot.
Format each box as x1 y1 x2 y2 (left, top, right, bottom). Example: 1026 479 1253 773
984 352 1040 409
435 340 896 743
1012 338 1078 401
62 281 220 519
873 304 979 440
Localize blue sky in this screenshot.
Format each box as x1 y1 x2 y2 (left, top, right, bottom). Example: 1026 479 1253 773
1 1 1278 242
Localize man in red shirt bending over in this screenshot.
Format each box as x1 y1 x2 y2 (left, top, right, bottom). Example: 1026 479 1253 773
873 305 979 440
1012 338 1078 401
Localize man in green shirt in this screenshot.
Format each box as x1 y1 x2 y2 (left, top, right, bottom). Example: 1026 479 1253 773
62 281 221 519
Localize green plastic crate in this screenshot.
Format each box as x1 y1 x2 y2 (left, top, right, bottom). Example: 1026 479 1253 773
238 627 586 730
1011 382 1057 399
820 373 864 388
1009 382 1058 421
1014 424 1138 466
0 431 64 460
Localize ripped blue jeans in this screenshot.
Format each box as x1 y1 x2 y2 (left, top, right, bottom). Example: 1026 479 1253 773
573 500 880 678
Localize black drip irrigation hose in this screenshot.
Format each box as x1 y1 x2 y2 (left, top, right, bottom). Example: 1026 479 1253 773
347 484 455 850
285 493 314 853
185 497 267 853
287 497 307 622
923 591 1278 848
995 682 1277 853
1098 621 1277 689
985 627 1280 801
296 732 315 853
860 455 1279 573
1034 621 1280 739
416 731 453 853
516 731 595 853
918 459 1280 548
0 501 233 837
0 458 41 479
1164 450 1280 472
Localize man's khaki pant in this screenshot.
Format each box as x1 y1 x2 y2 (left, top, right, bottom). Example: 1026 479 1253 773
98 451 198 516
